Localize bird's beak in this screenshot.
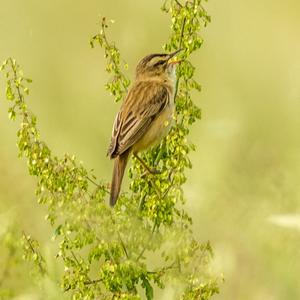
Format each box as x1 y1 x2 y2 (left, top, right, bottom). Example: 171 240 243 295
168 48 183 65
169 48 183 58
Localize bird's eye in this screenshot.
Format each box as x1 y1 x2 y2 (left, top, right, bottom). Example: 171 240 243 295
153 59 166 67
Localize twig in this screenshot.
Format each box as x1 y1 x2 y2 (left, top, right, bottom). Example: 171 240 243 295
86 175 103 189
9 58 30 125
173 14 187 102
110 213 130 259
147 260 178 275
136 221 157 261
134 154 162 198
174 0 183 7
117 231 129 259
84 279 102 285
22 231 46 275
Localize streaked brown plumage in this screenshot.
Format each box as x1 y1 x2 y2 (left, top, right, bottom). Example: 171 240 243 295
107 49 182 206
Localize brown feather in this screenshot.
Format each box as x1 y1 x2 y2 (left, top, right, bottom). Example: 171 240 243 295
110 149 130 206
107 81 169 158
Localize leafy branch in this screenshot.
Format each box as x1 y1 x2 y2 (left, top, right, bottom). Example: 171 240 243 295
0 1 220 299
90 17 130 102
22 231 47 276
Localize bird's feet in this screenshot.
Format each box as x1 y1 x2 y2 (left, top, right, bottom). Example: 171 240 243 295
133 153 162 176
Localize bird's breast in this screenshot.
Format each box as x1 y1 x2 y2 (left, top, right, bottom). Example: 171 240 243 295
132 101 174 153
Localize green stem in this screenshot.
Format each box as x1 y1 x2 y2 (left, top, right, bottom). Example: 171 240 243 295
174 14 187 102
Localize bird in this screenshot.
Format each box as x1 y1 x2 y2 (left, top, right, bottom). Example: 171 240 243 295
107 49 182 206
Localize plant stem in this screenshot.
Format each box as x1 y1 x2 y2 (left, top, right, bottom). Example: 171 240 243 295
22 231 46 275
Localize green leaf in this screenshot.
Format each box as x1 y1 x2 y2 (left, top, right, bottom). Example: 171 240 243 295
8 108 16 120
141 276 154 300
6 85 14 100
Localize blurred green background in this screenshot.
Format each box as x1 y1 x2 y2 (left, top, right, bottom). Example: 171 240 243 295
1 0 300 299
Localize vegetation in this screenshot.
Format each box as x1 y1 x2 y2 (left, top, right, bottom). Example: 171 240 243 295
0 1 219 299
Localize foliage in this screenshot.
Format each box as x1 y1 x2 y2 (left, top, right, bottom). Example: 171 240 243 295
90 17 130 102
0 0 220 299
0 228 21 299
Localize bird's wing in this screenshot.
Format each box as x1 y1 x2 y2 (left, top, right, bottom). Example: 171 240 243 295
108 81 169 158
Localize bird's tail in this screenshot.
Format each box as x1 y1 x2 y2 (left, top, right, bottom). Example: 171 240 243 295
110 150 130 206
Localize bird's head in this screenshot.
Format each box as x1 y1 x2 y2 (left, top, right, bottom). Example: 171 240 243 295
135 49 183 80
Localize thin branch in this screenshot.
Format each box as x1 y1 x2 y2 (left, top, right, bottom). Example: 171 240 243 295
134 154 162 198
136 221 157 261
9 58 30 125
174 15 187 102
109 213 130 259
117 231 129 259
22 231 46 275
179 15 187 50
174 0 183 7
86 175 104 190
147 260 178 275
84 279 102 285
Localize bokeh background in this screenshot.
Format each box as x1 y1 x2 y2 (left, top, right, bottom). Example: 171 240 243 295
1 0 300 299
